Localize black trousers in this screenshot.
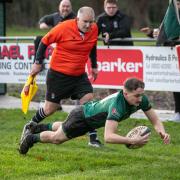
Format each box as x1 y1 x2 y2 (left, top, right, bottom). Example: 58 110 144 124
173 92 180 113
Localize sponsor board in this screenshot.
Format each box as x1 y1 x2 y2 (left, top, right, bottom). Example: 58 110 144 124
0 43 180 92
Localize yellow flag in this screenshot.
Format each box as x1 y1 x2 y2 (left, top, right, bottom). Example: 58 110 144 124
21 75 38 114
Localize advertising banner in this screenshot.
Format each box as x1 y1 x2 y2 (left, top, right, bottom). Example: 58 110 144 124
0 43 180 92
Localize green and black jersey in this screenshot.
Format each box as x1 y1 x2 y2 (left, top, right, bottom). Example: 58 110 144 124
83 90 151 129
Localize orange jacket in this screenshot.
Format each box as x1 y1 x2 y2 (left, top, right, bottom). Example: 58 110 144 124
42 19 98 76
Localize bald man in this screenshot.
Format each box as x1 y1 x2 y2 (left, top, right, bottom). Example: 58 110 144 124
39 0 75 29
20 7 102 150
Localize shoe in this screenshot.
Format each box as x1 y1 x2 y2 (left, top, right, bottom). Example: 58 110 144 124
19 133 34 154
57 105 63 111
20 121 37 142
88 139 103 148
169 113 180 122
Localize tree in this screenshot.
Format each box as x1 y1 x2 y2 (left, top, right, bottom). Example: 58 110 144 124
5 0 169 29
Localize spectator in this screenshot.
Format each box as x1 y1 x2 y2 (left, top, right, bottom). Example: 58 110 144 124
39 0 75 29
19 78 170 155
140 0 180 122
97 0 133 46
95 0 133 94
20 6 102 148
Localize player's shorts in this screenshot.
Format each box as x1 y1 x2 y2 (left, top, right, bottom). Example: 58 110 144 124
46 69 93 104
62 106 94 138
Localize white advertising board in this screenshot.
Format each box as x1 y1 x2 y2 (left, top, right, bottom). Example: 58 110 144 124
0 43 180 92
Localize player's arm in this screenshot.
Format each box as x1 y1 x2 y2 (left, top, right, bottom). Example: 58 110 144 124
104 120 149 145
144 108 170 144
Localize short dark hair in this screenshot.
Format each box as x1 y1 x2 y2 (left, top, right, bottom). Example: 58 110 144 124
104 0 118 6
124 78 145 91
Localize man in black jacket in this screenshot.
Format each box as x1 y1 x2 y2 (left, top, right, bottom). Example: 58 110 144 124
95 0 133 94
97 0 133 46
39 0 75 29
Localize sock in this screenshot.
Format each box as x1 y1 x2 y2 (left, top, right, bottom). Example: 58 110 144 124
31 123 53 133
32 134 41 143
31 107 47 123
47 123 53 131
89 130 98 142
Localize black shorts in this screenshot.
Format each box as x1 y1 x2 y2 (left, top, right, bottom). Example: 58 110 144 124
46 69 93 103
62 106 94 139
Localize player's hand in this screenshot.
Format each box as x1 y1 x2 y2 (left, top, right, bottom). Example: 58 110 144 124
159 132 170 144
91 68 98 82
30 63 42 76
131 133 150 145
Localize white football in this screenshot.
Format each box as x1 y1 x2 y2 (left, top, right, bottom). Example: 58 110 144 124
126 126 151 149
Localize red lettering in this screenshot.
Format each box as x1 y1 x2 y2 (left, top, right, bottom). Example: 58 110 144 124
0 45 10 59
9 45 24 59
28 45 35 59
0 45 24 59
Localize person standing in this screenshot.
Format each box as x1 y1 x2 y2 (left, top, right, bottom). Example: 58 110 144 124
170 0 180 122
19 78 170 155
140 0 180 122
21 6 102 148
97 0 133 46
39 0 75 30
94 0 133 95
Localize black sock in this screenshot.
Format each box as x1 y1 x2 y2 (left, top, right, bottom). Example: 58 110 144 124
31 123 52 133
32 134 40 143
31 107 47 123
89 130 98 142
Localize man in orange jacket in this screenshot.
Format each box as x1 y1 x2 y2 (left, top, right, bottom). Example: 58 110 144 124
20 6 102 148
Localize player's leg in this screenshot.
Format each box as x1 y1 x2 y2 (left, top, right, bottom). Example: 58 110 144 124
32 100 60 123
19 106 89 154
40 125 69 144
73 73 102 148
20 100 59 142
79 92 93 105
19 122 69 155
28 121 63 134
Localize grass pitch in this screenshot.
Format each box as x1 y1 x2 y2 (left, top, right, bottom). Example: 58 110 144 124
0 109 179 180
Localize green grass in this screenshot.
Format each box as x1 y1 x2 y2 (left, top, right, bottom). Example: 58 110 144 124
7 26 48 36
0 109 180 180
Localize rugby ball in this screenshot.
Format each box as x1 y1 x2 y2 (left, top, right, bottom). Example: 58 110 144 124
126 126 151 149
